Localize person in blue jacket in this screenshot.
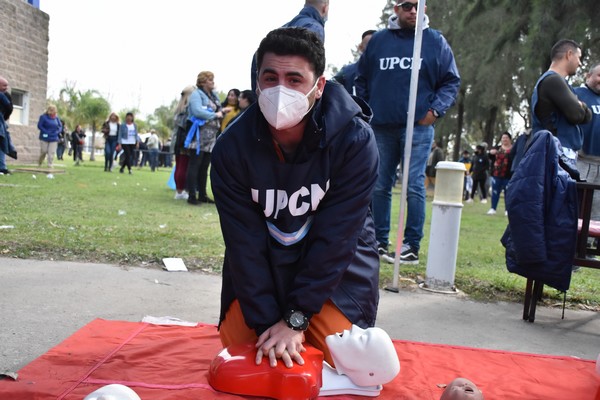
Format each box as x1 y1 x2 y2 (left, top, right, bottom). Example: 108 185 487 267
37 104 63 168
211 27 380 370
332 29 375 95
250 0 328 92
355 1 460 265
575 62 600 219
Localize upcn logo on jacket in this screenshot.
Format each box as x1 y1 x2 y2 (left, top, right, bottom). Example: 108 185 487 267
251 180 330 219
378 57 422 71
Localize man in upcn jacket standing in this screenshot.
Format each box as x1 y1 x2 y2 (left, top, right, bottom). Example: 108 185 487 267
355 1 460 265
211 27 380 370
575 62 600 219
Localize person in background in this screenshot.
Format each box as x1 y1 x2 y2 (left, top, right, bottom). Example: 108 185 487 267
138 137 149 168
531 39 592 179
355 0 461 265
161 137 172 168
56 119 67 161
211 27 379 369
228 90 257 126
102 112 120 172
220 89 240 133
575 62 600 220
238 90 256 112
466 145 489 204
487 132 513 215
71 124 86 166
147 129 160 172
424 140 445 192
118 112 141 175
186 71 223 205
0 76 14 175
333 30 375 95
458 149 472 201
250 0 329 92
172 85 196 200
37 105 63 168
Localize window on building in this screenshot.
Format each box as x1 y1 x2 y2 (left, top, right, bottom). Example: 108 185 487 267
9 90 29 126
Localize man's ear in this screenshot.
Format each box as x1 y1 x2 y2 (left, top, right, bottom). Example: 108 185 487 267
315 76 326 99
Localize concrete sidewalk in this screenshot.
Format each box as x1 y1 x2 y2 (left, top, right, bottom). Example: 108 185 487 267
1 257 598 373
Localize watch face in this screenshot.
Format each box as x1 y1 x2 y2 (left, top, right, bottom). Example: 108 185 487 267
290 311 304 327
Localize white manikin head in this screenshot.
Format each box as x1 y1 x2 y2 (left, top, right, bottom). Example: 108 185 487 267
326 325 400 386
83 384 141 400
440 378 484 400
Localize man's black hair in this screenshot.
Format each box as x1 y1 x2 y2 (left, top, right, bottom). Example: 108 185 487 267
256 27 326 78
550 39 581 61
362 29 376 40
240 89 257 104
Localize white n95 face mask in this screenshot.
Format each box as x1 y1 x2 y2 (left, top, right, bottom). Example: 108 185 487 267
258 81 318 130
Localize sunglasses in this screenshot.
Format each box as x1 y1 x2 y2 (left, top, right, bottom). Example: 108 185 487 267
398 2 418 11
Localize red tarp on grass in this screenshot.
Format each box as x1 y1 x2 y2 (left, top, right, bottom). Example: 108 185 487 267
0 319 598 399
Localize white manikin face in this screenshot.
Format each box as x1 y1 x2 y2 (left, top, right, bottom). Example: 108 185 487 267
440 378 484 400
83 384 141 400
325 325 400 386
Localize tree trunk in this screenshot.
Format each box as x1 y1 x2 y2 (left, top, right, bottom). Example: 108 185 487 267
452 88 465 161
483 106 498 147
89 122 96 161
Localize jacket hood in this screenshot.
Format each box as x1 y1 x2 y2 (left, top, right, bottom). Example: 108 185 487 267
310 81 372 145
388 13 430 30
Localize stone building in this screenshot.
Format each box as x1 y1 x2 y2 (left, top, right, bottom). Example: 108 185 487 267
0 0 48 163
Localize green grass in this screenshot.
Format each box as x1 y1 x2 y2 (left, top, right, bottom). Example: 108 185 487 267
1 156 599 308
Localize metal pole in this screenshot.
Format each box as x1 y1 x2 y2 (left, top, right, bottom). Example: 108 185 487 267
387 0 427 292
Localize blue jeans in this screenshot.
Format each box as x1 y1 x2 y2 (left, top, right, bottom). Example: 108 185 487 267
0 150 5 171
104 137 118 170
149 148 159 171
372 125 434 252
491 177 510 211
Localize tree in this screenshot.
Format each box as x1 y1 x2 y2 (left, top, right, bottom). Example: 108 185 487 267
76 90 110 161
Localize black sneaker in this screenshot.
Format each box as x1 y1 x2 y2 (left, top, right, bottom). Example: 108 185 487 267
399 245 419 265
378 245 395 264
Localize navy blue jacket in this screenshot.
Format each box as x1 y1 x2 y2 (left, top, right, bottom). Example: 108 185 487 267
333 62 359 95
574 85 600 156
355 26 460 127
501 131 577 292
211 82 380 335
282 5 325 42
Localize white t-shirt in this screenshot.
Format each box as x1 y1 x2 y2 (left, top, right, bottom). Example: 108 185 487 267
109 122 118 137
121 123 137 145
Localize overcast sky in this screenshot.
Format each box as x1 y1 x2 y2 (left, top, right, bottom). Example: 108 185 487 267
39 0 384 117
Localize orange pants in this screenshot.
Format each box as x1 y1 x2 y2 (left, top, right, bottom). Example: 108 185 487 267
219 299 352 366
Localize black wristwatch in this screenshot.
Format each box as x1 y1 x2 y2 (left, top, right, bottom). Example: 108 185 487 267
430 108 440 118
284 309 309 331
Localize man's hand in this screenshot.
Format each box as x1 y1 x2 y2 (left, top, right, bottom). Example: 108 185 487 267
255 320 306 368
418 110 437 126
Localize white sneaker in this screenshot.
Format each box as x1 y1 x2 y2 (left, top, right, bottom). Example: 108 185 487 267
465 198 473 204
480 199 488 204
174 192 188 200
486 208 497 215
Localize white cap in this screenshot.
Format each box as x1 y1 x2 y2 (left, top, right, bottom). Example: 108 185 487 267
83 384 141 400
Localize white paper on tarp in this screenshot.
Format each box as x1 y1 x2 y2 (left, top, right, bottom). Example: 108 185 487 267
319 362 382 397
141 316 198 327
162 257 188 272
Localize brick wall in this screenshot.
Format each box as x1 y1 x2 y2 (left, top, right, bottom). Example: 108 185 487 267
0 0 49 163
